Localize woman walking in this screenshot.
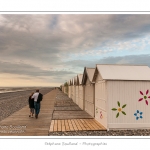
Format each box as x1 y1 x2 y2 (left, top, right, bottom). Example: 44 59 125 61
28 92 35 118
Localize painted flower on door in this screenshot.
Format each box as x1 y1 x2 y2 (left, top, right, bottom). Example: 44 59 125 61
138 90 150 105
112 101 127 118
134 110 143 120
100 111 103 119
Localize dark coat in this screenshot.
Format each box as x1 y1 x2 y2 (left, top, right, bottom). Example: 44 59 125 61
37 93 43 103
28 96 34 108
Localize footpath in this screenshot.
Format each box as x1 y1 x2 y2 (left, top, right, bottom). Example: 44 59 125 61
0 89 56 136
0 88 105 136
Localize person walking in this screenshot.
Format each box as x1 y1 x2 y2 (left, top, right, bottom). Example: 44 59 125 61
28 92 34 118
32 89 43 119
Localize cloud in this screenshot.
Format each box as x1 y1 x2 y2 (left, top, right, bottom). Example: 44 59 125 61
1 15 150 58
1 14 150 86
0 61 76 77
63 54 150 70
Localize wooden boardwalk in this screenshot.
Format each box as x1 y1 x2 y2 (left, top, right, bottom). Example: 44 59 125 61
0 88 106 136
49 119 106 132
50 89 106 132
0 89 56 136
53 110 93 119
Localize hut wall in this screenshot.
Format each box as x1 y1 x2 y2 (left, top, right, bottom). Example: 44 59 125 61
72 85 76 103
95 79 107 128
76 86 79 105
71 85 73 99
79 85 84 109
68 86 71 98
84 78 95 117
107 80 150 129
64 86 67 94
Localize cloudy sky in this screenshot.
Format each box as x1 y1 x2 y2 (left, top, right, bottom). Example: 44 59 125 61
1 14 150 87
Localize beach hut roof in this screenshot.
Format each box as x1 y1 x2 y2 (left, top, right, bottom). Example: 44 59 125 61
70 78 73 85
92 64 150 82
77 74 83 85
72 77 75 85
70 79 73 85
82 67 95 85
73 76 77 85
69 79 72 85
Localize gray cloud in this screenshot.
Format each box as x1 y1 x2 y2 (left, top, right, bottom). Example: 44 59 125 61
1 14 150 85
1 14 150 58
63 54 150 69
0 61 76 77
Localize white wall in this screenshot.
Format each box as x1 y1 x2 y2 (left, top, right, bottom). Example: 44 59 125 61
79 85 84 110
64 86 68 94
95 79 107 128
76 86 79 105
84 78 95 117
72 85 76 103
71 85 73 99
107 80 150 129
68 86 71 98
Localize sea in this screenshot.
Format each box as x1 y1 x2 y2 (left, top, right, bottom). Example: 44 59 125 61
0 87 38 94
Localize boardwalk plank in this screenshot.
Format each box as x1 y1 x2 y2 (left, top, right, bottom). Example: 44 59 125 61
83 119 95 130
54 120 58 132
68 120 74 131
61 120 66 132
49 120 54 132
57 120 61 131
93 119 106 130
65 120 70 131
79 119 91 130
87 119 101 130
71 119 78 131
74 119 82 130
76 119 86 130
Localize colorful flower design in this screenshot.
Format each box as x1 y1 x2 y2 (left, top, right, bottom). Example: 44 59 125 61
100 111 103 119
112 101 127 118
138 90 150 105
134 110 143 120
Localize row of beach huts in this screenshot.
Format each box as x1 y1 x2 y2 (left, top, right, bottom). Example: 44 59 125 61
60 64 150 130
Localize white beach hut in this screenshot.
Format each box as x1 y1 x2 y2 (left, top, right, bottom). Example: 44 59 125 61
61 84 64 92
71 78 74 101
72 76 77 103
68 79 72 98
82 67 95 117
64 81 69 95
77 74 84 109
63 84 65 93
75 75 79 105
74 76 79 105
92 64 150 129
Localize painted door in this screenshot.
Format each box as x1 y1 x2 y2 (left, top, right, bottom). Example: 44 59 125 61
84 78 95 117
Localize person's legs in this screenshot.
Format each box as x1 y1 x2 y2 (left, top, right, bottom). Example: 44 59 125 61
29 108 32 117
31 108 34 117
36 103 41 118
34 101 38 118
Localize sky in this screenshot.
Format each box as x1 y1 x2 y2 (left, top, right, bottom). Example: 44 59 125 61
1 14 150 87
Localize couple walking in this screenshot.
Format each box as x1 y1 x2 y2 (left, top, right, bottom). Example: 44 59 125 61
28 89 43 119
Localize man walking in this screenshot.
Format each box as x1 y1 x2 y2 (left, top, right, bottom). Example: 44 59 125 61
32 89 43 119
